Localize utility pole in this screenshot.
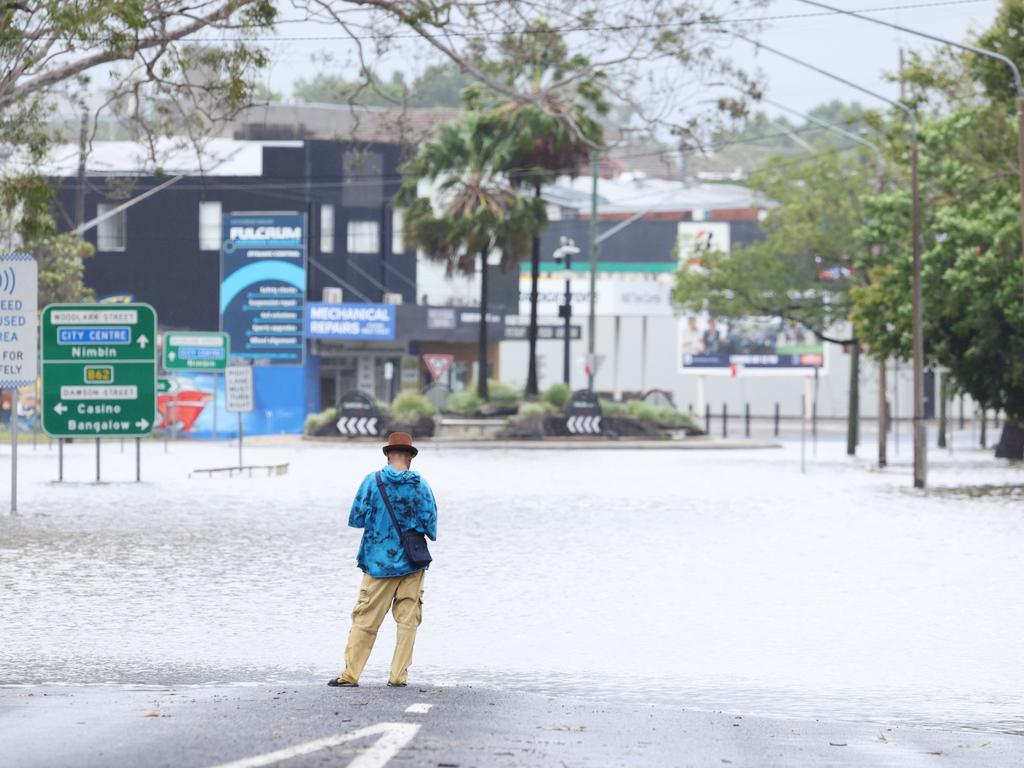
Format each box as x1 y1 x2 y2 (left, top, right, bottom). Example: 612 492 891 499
525 181 542 398
586 151 600 393
733 33 925 487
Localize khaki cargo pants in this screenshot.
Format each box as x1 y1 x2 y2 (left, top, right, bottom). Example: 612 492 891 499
338 569 425 685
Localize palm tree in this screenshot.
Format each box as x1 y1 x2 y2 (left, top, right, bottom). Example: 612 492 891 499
398 113 546 401
467 23 606 397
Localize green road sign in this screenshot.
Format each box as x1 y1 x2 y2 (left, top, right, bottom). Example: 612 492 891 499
163 331 229 371
41 303 157 437
157 377 176 394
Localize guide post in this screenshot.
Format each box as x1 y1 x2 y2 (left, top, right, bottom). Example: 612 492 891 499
41 303 157 482
0 254 38 513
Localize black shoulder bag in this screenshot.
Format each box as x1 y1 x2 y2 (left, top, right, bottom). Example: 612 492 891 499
375 471 433 568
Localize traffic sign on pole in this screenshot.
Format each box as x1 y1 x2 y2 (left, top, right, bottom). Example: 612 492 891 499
422 354 453 384
225 365 254 413
0 254 38 388
41 303 157 437
163 331 229 371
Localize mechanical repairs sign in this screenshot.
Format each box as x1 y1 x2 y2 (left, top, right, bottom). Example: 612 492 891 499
305 302 396 340
220 212 306 366
41 303 157 437
0 253 37 388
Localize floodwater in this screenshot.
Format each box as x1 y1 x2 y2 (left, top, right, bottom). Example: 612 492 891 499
1 433 1022 734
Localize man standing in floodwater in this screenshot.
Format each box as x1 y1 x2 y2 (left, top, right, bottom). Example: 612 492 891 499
329 432 438 688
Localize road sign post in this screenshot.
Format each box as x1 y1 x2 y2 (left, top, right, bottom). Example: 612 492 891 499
164 331 229 441
41 304 157 481
163 331 229 371
225 365 254 469
0 254 38 512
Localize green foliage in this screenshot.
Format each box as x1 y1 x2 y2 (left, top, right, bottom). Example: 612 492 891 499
673 147 875 344
390 392 437 423
542 382 571 409
294 64 474 107
598 399 625 416
487 380 520 406
625 400 657 422
304 406 338 435
34 234 95 306
0 1 274 244
848 3 1024 422
652 405 698 430
512 401 552 423
445 390 484 415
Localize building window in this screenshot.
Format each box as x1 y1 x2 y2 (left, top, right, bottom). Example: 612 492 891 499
391 209 405 254
347 220 379 254
342 150 383 207
96 203 126 252
320 204 335 253
198 201 221 251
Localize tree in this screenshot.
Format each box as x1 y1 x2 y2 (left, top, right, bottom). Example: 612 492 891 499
849 0 1024 457
0 1 276 260
399 114 546 400
294 63 474 107
673 143 879 453
464 20 606 397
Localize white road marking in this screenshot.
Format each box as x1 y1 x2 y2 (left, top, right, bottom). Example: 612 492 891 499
205 722 421 768
404 703 432 714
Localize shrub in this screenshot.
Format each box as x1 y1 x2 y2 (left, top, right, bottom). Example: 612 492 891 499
599 399 625 417
390 392 436 423
625 399 658 422
487 379 521 406
542 382 571 409
304 406 338 435
512 401 551 423
652 405 699 430
445 390 483 415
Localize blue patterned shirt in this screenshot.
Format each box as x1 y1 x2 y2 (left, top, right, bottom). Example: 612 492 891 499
348 464 438 578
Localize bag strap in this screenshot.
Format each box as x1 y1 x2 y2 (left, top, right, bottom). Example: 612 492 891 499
374 471 404 535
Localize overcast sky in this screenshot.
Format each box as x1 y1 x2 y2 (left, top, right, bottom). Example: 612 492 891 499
257 0 997 116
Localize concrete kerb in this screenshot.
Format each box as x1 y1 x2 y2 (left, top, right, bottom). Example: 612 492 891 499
300 435 783 450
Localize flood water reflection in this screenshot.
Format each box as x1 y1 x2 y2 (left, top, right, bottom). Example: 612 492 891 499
1 437 1022 733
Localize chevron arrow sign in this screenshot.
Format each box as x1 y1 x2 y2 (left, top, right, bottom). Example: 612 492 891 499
566 415 602 434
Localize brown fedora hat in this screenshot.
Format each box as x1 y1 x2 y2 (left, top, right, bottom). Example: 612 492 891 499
383 431 418 457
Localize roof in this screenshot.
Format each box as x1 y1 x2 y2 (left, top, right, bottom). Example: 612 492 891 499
19 137 302 177
544 173 766 216
224 102 460 145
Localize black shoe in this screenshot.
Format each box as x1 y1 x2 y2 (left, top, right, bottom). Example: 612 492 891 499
386 681 407 688
327 678 358 687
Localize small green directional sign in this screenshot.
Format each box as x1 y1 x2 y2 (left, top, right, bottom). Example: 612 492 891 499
41 303 157 437
163 331 229 371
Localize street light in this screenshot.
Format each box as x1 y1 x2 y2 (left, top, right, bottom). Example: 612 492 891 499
731 32 927 489
552 236 581 386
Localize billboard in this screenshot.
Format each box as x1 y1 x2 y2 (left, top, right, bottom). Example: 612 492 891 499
677 222 731 266
220 212 306 366
518 276 672 317
678 313 825 375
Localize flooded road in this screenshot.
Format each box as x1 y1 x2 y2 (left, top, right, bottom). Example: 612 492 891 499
1 435 1022 733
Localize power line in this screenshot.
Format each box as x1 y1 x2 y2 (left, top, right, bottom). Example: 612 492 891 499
1 0 992 45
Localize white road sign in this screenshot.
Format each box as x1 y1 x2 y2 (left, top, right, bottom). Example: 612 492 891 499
225 365 254 413
0 254 37 388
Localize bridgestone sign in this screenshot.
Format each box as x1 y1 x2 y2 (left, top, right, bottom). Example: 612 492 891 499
41 303 157 437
